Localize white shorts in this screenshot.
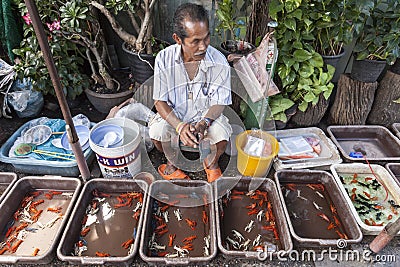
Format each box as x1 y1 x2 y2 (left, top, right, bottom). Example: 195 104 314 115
148 114 232 145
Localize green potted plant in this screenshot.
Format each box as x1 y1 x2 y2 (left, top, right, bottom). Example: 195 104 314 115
350 0 400 82
90 0 168 84
59 0 136 112
268 0 335 126
216 0 254 58
13 1 89 101
13 0 135 113
310 0 354 70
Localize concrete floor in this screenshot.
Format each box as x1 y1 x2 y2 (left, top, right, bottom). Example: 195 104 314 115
0 94 399 266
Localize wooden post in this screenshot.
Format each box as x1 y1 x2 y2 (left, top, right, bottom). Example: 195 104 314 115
328 74 377 125
367 71 400 127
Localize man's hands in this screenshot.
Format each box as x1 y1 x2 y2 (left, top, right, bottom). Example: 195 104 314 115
154 101 224 149
179 120 207 148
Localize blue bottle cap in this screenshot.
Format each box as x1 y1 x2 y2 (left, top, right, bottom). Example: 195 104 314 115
349 151 364 158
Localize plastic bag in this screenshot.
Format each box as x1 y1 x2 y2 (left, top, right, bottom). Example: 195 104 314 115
7 78 44 118
230 33 280 102
115 102 155 123
0 59 15 118
114 101 155 152
138 124 154 152
243 129 272 157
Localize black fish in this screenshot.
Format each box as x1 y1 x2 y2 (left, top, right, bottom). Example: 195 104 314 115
358 194 370 202
357 181 370 188
359 210 369 216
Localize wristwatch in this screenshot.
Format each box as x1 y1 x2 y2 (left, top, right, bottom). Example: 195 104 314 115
201 117 214 128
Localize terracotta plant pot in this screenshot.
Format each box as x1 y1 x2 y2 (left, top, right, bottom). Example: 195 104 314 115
85 88 134 114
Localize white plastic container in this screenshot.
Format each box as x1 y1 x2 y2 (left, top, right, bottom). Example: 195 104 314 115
330 163 400 235
273 127 342 170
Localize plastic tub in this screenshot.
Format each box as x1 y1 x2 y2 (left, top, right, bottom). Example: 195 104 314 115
330 163 400 235
61 125 90 150
236 130 279 177
275 169 363 246
215 176 292 258
0 120 95 176
57 179 148 266
273 127 342 170
0 176 81 264
327 125 400 164
89 124 124 148
139 180 216 265
386 163 400 186
0 172 17 204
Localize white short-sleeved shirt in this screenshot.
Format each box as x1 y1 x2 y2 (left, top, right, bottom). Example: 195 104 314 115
153 44 232 123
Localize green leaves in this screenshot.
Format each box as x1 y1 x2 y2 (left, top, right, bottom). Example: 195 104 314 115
269 94 295 122
269 0 284 20
216 0 240 40
13 0 89 99
293 49 312 62
105 0 138 13
285 0 302 13
61 2 88 29
284 18 296 31
352 0 400 63
268 0 339 117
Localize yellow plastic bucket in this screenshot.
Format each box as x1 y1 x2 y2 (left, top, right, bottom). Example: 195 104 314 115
236 130 279 177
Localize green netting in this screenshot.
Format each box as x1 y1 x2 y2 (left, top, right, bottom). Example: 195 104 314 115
0 0 22 62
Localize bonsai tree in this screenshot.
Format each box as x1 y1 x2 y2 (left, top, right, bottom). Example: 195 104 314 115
90 0 159 55
352 0 400 64
59 0 119 92
13 0 119 97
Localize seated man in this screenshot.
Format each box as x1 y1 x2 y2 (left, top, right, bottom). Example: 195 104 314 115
149 3 232 182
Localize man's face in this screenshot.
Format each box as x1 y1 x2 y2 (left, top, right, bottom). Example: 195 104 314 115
173 20 210 62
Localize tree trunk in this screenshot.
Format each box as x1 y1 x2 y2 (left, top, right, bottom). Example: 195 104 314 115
289 95 329 127
328 74 377 125
246 0 271 45
91 1 137 47
367 71 400 127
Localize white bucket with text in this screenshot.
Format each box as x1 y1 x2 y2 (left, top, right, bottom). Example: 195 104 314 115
89 117 141 178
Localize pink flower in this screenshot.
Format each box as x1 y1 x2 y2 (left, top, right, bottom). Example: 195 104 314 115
52 20 61 31
22 13 32 25
47 20 61 32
